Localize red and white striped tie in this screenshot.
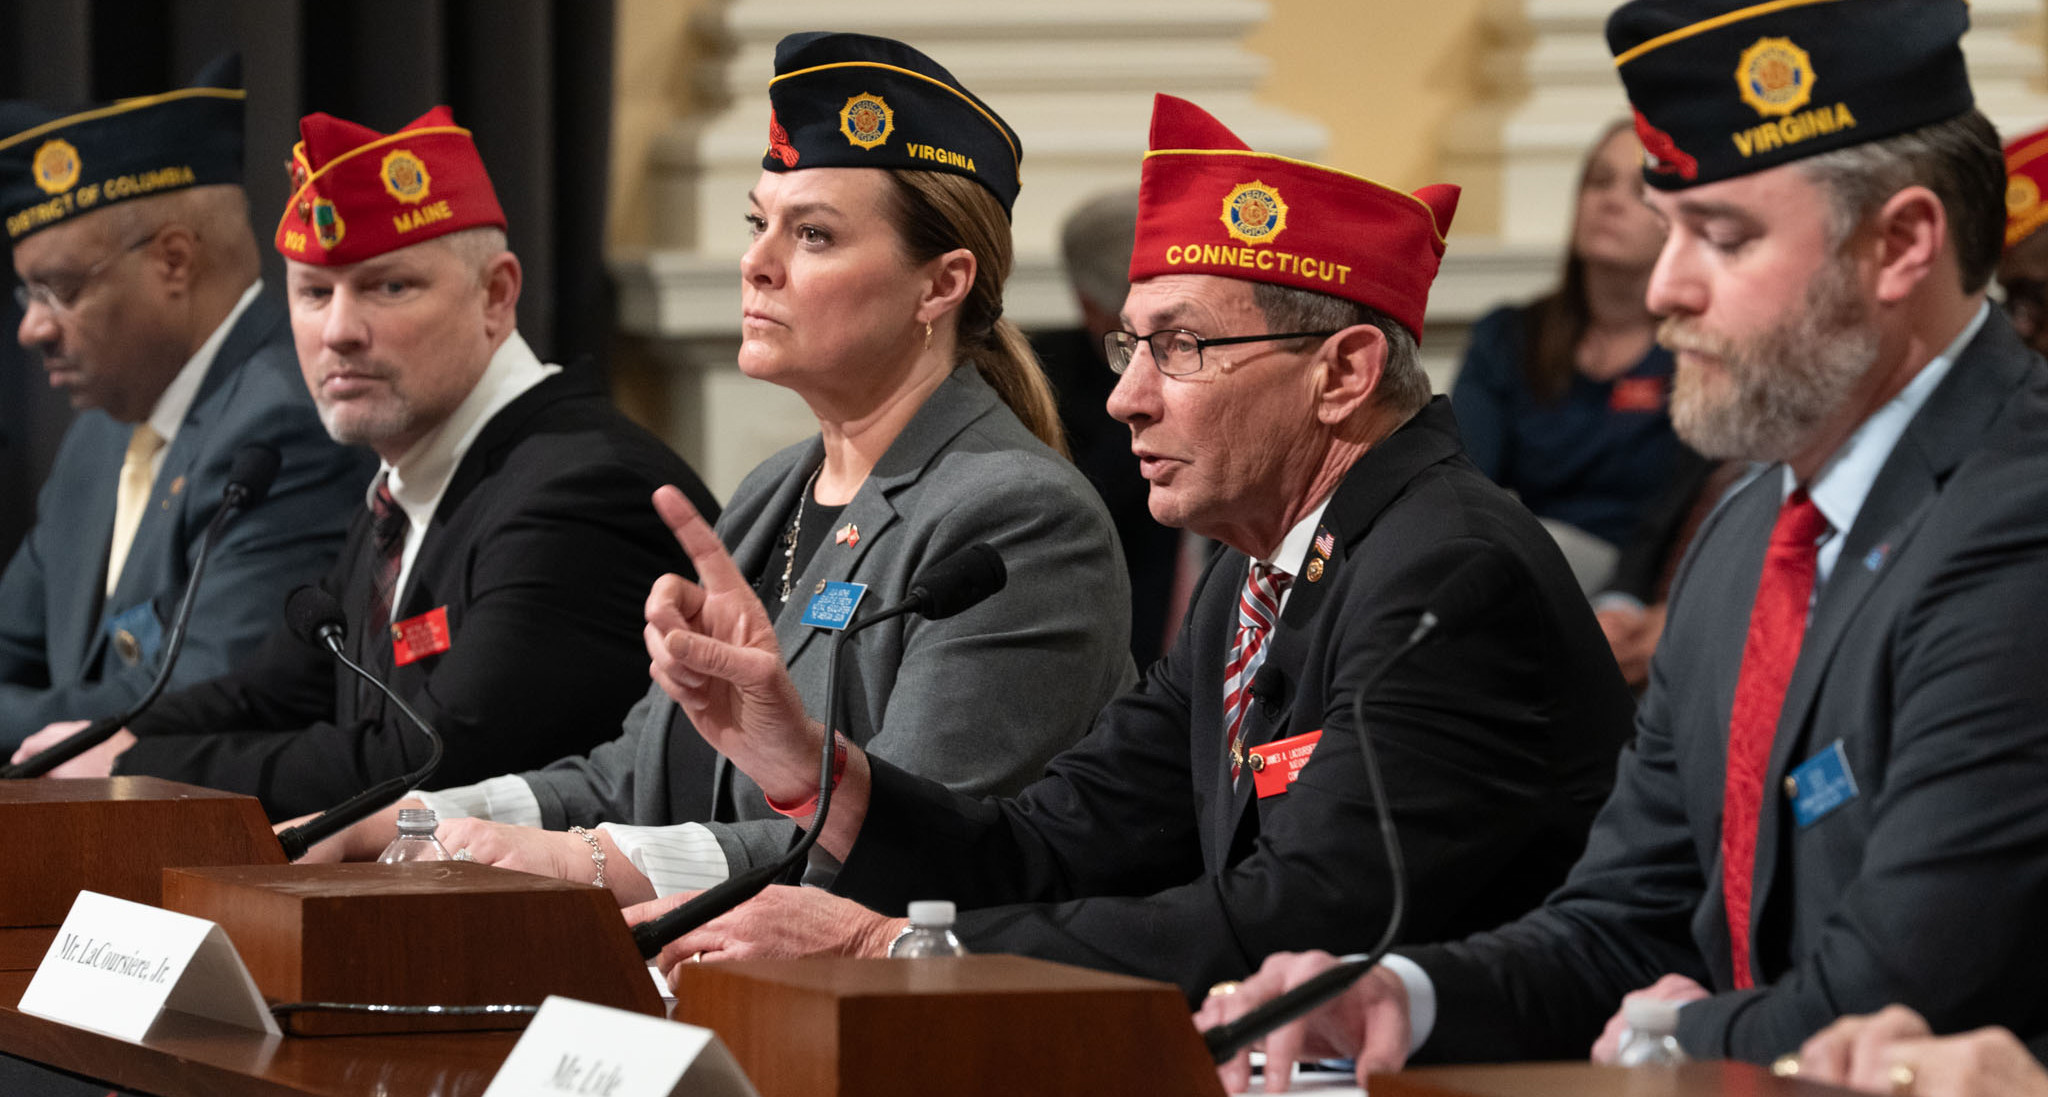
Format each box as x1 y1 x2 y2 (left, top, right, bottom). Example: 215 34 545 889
1224 562 1289 782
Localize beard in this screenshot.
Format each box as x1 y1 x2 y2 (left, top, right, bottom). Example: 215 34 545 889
1658 254 1878 463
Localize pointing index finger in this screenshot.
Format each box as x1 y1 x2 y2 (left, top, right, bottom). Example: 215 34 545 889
652 486 749 592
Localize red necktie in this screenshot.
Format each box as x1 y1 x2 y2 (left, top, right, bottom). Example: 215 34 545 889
367 477 409 627
1224 563 1289 783
1721 489 1828 989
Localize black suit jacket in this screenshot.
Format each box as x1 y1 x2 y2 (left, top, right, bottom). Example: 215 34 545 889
118 371 718 819
1408 310 2048 1063
832 397 1635 1001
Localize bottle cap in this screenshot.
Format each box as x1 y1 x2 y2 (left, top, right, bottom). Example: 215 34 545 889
1623 997 1681 1035
906 900 956 927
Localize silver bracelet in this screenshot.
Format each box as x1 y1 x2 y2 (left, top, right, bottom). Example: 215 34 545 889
568 826 607 889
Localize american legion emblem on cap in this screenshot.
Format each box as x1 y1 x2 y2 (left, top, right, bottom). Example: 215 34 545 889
1608 0 1973 190
2005 122 2048 249
0 53 245 242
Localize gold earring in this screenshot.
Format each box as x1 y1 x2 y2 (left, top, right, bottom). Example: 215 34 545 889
924 321 933 350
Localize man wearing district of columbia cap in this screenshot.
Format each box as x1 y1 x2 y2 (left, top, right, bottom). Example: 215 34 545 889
0 56 372 751
1198 1 2048 1086
1995 122 2048 355
626 92 1635 1002
12 106 720 820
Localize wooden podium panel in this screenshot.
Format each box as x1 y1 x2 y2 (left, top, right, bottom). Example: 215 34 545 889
1375 1062 1862 1097
162 862 663 1036
670 954 1226 1097
0 777 284 927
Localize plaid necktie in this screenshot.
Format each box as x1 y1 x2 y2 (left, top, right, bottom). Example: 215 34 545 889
367 476 410 627
1721 489 1828 988
1224 562 1289 783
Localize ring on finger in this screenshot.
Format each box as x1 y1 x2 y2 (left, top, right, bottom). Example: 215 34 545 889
452 848 474 862
1208 981 1241 998
1889 1062 1917 1097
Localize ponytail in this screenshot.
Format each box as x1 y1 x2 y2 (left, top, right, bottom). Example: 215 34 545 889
885 171 1068 457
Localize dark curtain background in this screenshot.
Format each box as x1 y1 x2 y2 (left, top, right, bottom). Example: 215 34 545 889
0 0 618 558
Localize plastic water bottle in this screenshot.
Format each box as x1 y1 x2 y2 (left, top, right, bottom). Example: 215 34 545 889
377 807 452 863
887 900 968 957
1615 998 1688 1066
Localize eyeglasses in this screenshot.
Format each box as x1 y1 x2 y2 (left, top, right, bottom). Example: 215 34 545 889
12 226 164 315
1103 327 1340 377
2002 278 2048 334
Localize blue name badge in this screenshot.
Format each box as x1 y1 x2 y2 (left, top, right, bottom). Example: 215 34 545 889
801 581 868 631
103 601 164 669
1788 740 1860 828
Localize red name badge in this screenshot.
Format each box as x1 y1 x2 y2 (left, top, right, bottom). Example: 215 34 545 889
1250 730 1323 799
391 605 451 666
1609 376 1668 413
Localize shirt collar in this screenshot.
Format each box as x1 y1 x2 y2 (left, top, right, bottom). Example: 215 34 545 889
1264 495 1334 581
1786 300 1986 536
373 330 559 526
145 279 263 444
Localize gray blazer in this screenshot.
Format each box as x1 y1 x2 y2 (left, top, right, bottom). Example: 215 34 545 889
0 293 374 747
519 366 1136 873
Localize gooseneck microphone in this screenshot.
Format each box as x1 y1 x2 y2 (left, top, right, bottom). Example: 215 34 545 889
1201 552 1517 1063
632 542 1008 959
4 444 281 779
273 585 445 861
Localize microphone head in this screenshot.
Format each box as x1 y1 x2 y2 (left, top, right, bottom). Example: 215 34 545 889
1424 552 1518 639
224 443 282 507
284 584 347 648
909 542 1007 621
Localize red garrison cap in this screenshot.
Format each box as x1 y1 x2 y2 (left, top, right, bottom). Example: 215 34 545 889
2006 122 2048 249
275 105 506 265
1129 94 1459 339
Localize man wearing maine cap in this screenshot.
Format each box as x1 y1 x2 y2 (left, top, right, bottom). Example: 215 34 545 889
13 105 720 820
0 57 371 751
1996 123 2048 355
628 93 1633 1003
1199 1 2048 1086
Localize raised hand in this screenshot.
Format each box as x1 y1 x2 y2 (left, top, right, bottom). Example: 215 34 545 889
645 485 823 802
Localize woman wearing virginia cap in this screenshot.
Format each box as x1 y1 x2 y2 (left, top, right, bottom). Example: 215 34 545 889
304 32 1134 901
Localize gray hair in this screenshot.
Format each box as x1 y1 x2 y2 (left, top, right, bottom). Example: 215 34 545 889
1250 281 1430 416
435 225 512 285
1059 189 1140 315
1796 109 2005 293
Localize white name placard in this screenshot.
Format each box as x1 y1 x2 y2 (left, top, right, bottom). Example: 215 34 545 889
484 996 757 1097
17 890 279 1040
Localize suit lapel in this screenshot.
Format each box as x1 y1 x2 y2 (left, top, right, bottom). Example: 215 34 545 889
1209 397 1467 855
1749 312 2035 934
773 368 999 669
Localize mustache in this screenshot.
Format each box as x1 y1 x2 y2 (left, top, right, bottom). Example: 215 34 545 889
1656 317 1726 358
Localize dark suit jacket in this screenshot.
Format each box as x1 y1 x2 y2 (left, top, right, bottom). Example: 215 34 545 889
0 293 374 747
1408 310 2048 1064
831 397 1636 1001
117 370 718 820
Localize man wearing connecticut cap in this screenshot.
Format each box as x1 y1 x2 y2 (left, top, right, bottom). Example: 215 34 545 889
1998 123 2048 355
1198 1 2048 1087
627 91 1634 1005
0 56 371 752
12 105 720 822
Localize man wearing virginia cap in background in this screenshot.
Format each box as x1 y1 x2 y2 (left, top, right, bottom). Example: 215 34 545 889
13 105 720 820
624 92 1634 1002
1996 123 2048 355
0 56 372 750
1201 1 2048 1085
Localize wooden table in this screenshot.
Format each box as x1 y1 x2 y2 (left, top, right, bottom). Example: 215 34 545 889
0 929 1861 1097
